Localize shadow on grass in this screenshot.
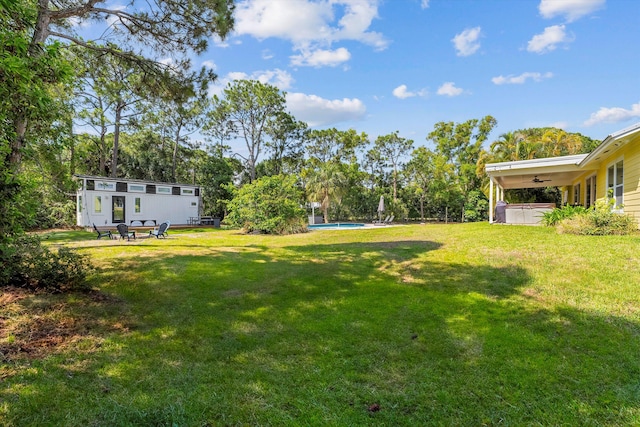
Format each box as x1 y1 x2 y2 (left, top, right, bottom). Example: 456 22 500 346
2 239 639 426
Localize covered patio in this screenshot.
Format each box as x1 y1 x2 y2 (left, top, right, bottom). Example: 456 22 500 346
485 154 594 224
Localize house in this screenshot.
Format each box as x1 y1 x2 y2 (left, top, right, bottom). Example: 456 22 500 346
485 122 640 226
75 175 200 227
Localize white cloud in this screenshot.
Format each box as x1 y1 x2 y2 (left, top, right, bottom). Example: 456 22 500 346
584 102 640 126
452 27 482 57
421 0 430 9
286 92 366 127
234 0 388 48
392 84 427 99
393 85 414 99
234 0 389 67
291 47 351 67
437 82 463 97
527 25 574 54
549 121 569 130
208 69 294 97
491 72 553 85
539 0 605 22
261 49 274 60
202 60 217 70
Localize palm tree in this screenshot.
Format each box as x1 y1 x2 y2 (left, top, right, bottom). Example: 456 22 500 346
304 162 347 223
490 131 525 162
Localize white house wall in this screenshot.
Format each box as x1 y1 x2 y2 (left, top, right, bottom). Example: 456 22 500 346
76 177 200 227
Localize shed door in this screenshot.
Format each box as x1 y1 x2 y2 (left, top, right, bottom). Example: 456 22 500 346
112 196 125 223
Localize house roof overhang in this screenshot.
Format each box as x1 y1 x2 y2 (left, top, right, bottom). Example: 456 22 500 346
485 121 640 192
485 154 590 189
579 122 640 167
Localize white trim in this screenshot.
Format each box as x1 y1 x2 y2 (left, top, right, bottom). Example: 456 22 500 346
606 156 624 211
128 183 145 192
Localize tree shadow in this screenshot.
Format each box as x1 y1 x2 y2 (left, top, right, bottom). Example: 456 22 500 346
2 239 639 425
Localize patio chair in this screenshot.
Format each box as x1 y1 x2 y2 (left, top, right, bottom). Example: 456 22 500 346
116 223 136 241
374 215 390 226
149 221 170 239
384 215 394 224
93 223 112 240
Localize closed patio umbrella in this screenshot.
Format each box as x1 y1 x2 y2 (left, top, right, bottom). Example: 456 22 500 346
377 195 385 223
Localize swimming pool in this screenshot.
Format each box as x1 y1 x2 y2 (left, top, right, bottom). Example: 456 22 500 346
308 223 366 230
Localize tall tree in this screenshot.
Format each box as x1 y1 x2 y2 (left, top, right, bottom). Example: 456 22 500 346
208 80 287 182
8 0 234 172
371 131 414 202
264 112 307 176
404 146 436 221
303 128 368 222
427 116 497 221
142 67 214 181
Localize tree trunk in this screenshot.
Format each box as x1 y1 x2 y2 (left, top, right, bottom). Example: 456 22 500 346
9 119 27 170
9 0 51 171
111 102 123 178
393 168 398 201
172 121 183 182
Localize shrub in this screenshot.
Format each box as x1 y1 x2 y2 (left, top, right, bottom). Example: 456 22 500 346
1 235 93 292
226 175 308 235
555 198 637 236
542 204 587 226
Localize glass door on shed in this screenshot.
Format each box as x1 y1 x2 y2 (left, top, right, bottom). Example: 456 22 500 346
112 196 125 223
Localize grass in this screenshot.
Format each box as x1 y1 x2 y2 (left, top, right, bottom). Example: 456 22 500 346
2 223 640 425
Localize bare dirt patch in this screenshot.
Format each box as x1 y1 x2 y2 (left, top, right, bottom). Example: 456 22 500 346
0 287 129 362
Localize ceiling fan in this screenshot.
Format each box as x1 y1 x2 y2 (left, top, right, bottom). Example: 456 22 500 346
532 175 551 183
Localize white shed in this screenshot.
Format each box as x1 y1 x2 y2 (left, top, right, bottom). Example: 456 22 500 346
75 175 200 227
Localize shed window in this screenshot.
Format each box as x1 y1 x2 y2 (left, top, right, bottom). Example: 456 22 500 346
157 186 171 194
96 181 115 191
129 184 145 192
94 196 102 213
135 197 141 213
182 188 194 195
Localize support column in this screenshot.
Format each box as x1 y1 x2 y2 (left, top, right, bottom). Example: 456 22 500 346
489 178 494 223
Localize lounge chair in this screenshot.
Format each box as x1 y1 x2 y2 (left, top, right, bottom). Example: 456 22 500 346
384 215 394 224
149 221 170 239
374 215 390 226
116 223 136 241
93 223 112 240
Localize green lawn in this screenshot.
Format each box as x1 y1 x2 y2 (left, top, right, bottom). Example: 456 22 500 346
2 223 640 426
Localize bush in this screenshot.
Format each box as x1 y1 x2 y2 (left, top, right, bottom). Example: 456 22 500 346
1 235 93 292
542 204 587 226
554 199 637 236
226 175 308 235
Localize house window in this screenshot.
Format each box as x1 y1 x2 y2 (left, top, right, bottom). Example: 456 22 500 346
129 184 145 193
157 186 171 194
607 159 623 208
585 175 596 208
573 183 581 206
135 197 141 213
78 196 82 213
181 188 194 195
94 196 102 213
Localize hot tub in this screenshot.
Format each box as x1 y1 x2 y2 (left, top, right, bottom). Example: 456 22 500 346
504 203 555 225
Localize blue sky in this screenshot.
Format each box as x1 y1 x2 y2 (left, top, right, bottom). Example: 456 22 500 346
196 0 639 149
75 0 640 152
